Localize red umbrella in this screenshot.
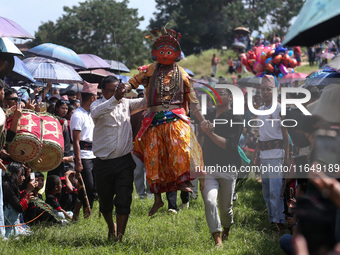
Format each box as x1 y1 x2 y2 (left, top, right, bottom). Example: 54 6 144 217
279 72 308 84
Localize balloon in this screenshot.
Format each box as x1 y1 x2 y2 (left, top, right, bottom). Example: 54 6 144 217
266 63 274 73
279 64 288 75
273 55 282 65
289 58 297 68
241 57 248 66
288 50 294 57
248 59 256 66
253 61 264 73
287 68 294 74
260 52 267 63
275 47 287 55
278 73 283 78
267 50 275 58
283 54 290 66
246 65 252 72
263 46 272 55
265 57 273 65
256 72 264 77
247 51 256 60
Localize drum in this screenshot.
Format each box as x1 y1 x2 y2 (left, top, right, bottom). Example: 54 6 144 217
28 113 64 172
7 109 42 163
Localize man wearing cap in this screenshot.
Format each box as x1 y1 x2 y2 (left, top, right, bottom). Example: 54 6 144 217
90 75 146 242
70 81 98 219
251 75 289 233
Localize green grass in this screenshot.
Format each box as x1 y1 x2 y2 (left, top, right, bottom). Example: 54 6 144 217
0 178 285 255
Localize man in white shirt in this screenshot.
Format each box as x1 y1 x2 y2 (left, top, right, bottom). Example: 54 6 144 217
70 81 98 218
252 75 289 233
91 75 145 242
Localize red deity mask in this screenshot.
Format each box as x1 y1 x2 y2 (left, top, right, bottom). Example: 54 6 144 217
148 30 182 65
153 45 180 65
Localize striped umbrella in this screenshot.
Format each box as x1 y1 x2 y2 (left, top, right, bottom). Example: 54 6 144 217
25 61 83 84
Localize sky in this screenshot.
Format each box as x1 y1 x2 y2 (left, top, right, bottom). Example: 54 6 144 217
1 0 157 42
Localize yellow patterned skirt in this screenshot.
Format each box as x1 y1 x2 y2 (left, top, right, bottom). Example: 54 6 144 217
134 119 204 193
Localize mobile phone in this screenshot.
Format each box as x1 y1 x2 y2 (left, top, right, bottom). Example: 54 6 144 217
30 172 35 180
18 97 21 105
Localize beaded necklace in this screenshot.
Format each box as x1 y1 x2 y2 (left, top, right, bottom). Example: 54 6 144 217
160 64 179 108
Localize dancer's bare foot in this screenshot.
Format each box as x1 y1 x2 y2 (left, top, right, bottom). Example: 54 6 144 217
180 182 193 193
148 200 164 216
212 232 223 248
108 222 117 241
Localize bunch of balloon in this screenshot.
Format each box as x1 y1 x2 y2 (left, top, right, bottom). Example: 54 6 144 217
240 44 298 78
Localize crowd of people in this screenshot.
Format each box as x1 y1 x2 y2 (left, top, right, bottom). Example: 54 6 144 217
0 27 340 255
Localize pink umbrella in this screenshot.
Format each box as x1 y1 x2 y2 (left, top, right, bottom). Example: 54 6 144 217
0 16 35 39
279 72 308 84
320 52 335 59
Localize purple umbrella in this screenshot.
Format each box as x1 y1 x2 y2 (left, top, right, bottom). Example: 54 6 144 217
27 43 86 69
77 54 111 70
0 16 35 39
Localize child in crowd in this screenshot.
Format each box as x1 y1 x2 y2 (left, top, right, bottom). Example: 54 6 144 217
24 172 50 224
2 162 36 237
59 170 79 212
45 175 73 221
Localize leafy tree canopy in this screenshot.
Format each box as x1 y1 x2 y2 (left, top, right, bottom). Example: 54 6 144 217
28 0 149 68
149 0 304 55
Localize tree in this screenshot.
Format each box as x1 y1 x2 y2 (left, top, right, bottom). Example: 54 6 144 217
149 0 304 55
268 0 305 36
28 0 149 68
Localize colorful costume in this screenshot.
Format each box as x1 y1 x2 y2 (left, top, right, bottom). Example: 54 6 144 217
129 28 203 194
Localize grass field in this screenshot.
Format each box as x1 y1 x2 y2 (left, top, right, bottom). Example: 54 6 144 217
0 178 286 255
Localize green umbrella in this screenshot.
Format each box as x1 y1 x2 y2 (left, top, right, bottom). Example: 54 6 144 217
283 0 340 46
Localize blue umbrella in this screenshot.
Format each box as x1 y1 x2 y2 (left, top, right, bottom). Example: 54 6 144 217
6 56 35 83
25 61 83 84
27 43 86 69
304 69 340 90
183 68 194 77
0 37 24 56
283 0 340 46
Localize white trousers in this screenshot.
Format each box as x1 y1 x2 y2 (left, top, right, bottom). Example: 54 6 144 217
201 174 236 233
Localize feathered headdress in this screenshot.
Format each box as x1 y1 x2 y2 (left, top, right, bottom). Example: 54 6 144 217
145 25 182 62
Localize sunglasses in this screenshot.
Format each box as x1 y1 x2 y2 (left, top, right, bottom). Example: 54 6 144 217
60 100 70 104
